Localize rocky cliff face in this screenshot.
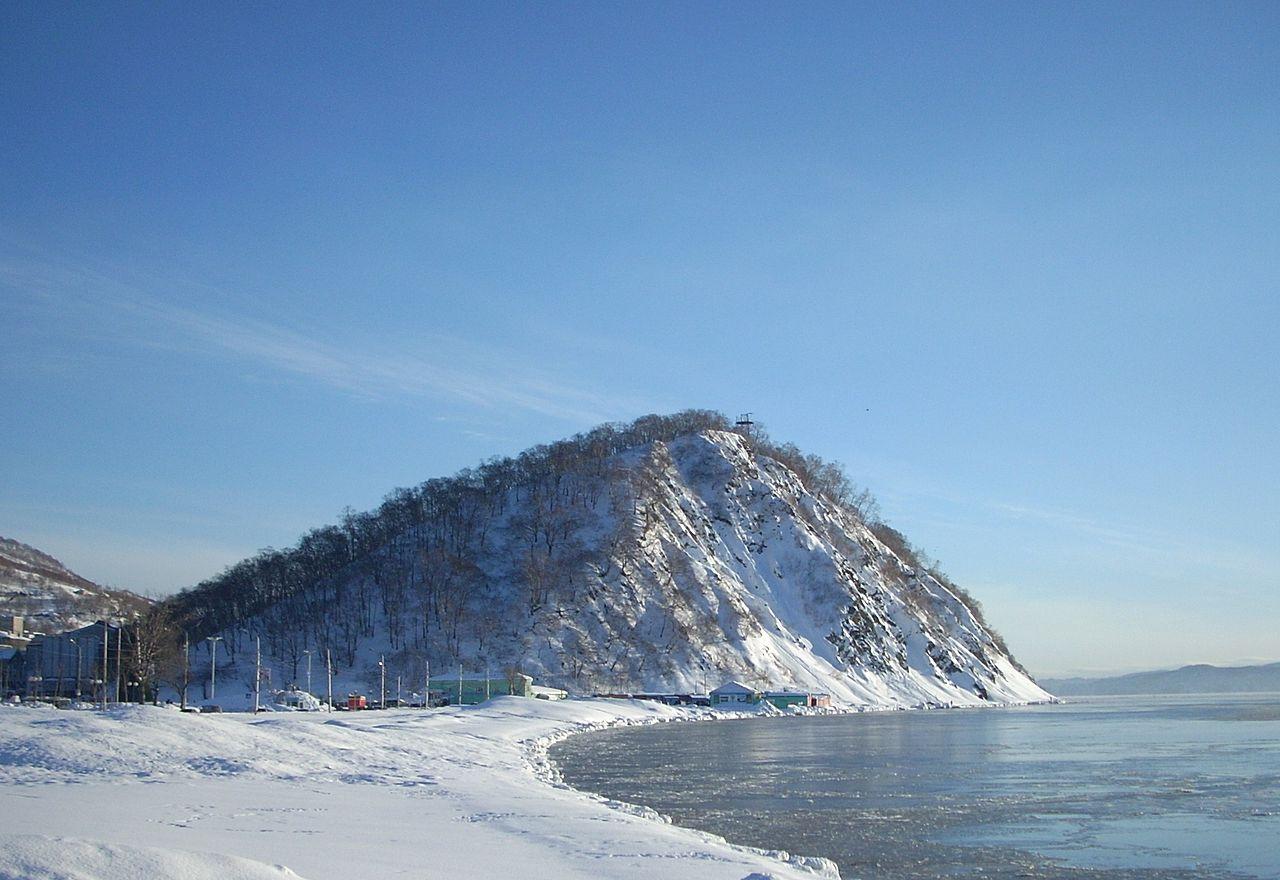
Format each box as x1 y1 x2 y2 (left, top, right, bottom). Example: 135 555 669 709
0 536 150 635
182 417 1047 707
509 430 1046 704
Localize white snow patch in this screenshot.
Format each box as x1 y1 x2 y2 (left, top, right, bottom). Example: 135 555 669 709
0 698 838 880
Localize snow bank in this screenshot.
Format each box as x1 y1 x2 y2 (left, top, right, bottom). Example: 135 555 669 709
0 836 303 880
0 699 838 880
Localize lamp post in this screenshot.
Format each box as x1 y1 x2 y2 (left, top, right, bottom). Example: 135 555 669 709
181 633 190 710
205 636 223 701
253 636 262 714
378 656 386 709
325 648 333 711
101 621 109 709
303 649 313 695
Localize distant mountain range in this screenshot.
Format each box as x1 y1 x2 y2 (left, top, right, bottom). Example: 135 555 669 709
1042 662 1280 696
0 536 150 635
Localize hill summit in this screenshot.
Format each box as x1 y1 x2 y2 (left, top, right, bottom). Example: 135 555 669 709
1 536 150 635
169 411 1048 706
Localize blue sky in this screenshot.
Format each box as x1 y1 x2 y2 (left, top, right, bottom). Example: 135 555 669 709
3 3 1277 677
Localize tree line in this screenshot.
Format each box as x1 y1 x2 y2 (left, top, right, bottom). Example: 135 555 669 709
131 410 892 692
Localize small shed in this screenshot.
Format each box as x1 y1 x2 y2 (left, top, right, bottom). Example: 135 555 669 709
710 681 759 705
808 693 831 708
346 693 367 710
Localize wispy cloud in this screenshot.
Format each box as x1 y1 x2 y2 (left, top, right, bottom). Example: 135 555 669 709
987 500 1170 556
892 485 1280 585
4 255 656 425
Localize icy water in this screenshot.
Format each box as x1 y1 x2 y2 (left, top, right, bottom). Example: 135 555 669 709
551 695 1280 879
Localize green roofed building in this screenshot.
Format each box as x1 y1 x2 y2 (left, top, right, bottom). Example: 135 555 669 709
762 691 808 709
429 672 533 705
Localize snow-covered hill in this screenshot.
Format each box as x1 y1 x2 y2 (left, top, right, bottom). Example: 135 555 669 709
172 414 1049 707
0 536 150 635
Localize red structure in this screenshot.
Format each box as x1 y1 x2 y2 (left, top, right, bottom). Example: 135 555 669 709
347 693 367 710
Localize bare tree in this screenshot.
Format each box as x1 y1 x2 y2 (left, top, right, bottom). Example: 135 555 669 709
131 606 179 704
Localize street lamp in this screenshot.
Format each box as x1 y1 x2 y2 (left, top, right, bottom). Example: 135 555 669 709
378 655 386 709
205 636 223 701
303 649 313 695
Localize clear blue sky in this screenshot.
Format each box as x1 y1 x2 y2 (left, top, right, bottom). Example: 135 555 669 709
3 3 1277 677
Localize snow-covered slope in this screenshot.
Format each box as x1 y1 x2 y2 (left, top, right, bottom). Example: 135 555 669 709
505 431 1046 705
176 419 1048 707
0 536 150 635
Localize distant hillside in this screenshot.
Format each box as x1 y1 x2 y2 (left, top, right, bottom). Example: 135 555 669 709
0 536 150 635
167 410 1048 707
1043 662 1280 696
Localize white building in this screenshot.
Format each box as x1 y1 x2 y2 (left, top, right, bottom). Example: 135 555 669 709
709 680 759 705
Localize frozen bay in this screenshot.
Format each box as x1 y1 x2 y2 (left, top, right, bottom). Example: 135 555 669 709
553 695 1280 879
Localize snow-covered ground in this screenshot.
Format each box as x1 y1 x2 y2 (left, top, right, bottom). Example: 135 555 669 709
0 698 838 880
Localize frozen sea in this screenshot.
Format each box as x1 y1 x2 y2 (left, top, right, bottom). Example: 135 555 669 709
552 694 1280 879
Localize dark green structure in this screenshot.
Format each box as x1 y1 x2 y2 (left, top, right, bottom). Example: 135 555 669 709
429 672 533 705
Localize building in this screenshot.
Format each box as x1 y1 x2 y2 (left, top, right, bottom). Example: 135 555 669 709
23 621 124 700
1 615 28 648
429 672 533 705
0 616 29 696
709 681 760 705
0 645 21 696
762 690 809 709
713 681 832 710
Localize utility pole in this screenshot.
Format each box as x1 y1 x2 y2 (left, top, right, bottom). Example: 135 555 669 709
424 658 430 709
379 655 386 709
181 633 190 710
485 664 490 702
114 626 122 703
303 649 313 695
325 648 333 711
457 663 462 706
205 635 222 702
254 636 262 714
101 621 109 710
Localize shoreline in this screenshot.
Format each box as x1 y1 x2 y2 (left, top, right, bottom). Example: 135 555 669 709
0 697 840 880
529 695 1059 880
0 694 1055 880
528 704 842 878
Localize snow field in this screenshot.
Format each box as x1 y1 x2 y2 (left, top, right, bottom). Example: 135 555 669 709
0 698 838 880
